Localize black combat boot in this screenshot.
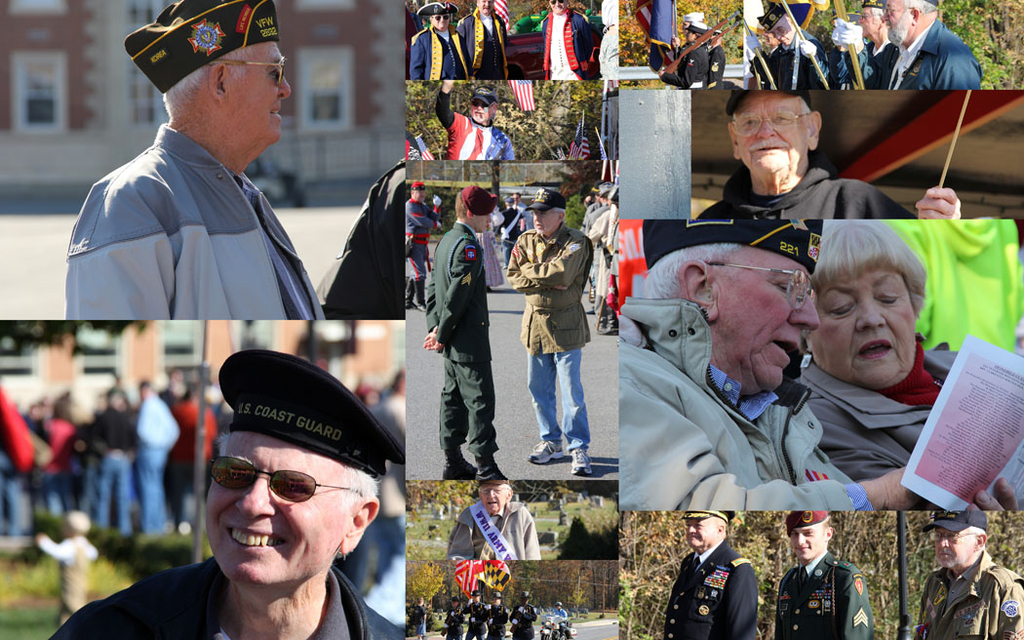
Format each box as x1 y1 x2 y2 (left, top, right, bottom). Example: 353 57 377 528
474 455 507 481
442 449 477 480
405 278 416 310
414 279 427 311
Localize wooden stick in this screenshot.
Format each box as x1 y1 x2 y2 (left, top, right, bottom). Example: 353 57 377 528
832 0 865 90
743 21 777 89
939 90 972 189
778 0 831 89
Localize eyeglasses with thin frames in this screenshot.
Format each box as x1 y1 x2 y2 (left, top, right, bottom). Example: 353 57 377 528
731 110 810 137
210 456 352 503
932 531 979 544
216 56 287 87
705 262 814 310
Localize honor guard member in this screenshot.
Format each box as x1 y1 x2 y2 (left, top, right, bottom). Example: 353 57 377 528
827 0 895 89
457 0 509 79
411 2 469 80
540 0 596 80
436 81 516 160
425 186 506 481
487 594 509 640
466 589 489 640
707 30 727 89
916 511 1024 640
665 511 757 640
659 19 711 89
67 0 324 320
53 349 404 639
507 188 595 476
510 591 538 640
406 182 440 311
762 5 829 90
777 511 874 640
445 596 466 640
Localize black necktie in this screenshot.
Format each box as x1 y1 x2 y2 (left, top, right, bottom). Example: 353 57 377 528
687 555 701 581
795 568 806 592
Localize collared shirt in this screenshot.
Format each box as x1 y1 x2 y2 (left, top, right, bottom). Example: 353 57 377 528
946 552 984 608
890 20 935 88
708 364 779 421
800 551 829 578
481 14 494 33
696 539 726 570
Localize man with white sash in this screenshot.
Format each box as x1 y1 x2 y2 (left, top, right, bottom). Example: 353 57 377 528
447 480 541 560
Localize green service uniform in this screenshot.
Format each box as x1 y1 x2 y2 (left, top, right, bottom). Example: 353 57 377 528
916 551 1024 639
425 221 498 457
776 552 873 640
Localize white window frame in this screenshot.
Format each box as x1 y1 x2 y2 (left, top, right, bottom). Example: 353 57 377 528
8 0 67 15
0 338 38 379
75 327 123 378
11 51 67 133
126 0 171 126
295 0 355 10
298 47 354 132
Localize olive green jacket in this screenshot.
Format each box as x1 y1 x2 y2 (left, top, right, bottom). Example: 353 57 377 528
506 223 593 355
776 551 873 640
916 551 1024 639
426 222 490 362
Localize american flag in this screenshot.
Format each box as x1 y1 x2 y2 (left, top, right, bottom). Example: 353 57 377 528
568 115 589 160
455 560 485 597
508 80 535 111
495 0 510 27
415 135 435 160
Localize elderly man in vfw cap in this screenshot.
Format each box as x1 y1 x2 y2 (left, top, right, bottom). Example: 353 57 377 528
436 80 515 160
745 4 829 90
510 591 538 640
619 220 923 511
425 186 507 481
52 350 405 639
659 18 711 89
776 511 874 640
410 2 469 80
66 0 324 320
507 188 596 476
697 90 964 220
916 511 1024 639
665 510 757 640
827 0 894 89
457 0 509 80
407 181 442 311
447 479 541 561
540 0 596 80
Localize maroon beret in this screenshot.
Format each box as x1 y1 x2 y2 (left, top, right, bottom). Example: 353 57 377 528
786 510 829 535
461 186 497 217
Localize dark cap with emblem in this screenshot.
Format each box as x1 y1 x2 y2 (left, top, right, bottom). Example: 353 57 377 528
411 181 426 190
461 185 497 216
862 0 886 9
527 187 566 212
471 86 499 106
923 510 987 533
685 21 709 35
471 589 481 596
642 219 823 272
219 349 404 478
125 0 281 94
758 3 787 31
726 89 811 115
682 510 734 523
786 510 829 535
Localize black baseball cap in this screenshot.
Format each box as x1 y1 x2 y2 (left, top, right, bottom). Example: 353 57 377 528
726 90 811 116
923 510 988 533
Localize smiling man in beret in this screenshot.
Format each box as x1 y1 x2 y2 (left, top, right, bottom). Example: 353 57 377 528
53 349 404 638
66 0 322 320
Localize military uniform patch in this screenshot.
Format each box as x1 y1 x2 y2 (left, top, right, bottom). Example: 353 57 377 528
1003 601 1020 617
855 577 864 595
698 605 710 616
956 602 984 619
567 242 580 253
465 246 477 261
933 584 947 606
188 19 226 56
853 608 869 627
809 233 821 261
704 567 730 589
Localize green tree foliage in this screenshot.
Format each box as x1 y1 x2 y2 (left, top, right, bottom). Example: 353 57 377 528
620 511 1024 639
0 321 144 354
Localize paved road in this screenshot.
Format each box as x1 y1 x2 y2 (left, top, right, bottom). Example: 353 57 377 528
416 619 619 640
405 257 619 481
0 207 359 318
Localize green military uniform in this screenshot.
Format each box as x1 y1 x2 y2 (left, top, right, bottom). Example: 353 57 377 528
916 551 1024 640
506 222 593 355
425 221 498 458
776 551 873 640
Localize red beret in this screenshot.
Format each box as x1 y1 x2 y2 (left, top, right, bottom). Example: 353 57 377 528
785 510 828 535
461 186 497 217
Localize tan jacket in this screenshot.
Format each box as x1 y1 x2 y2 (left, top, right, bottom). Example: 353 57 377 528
446 501 541 560
916 551 1024 639
620 297 854 510
506 224 593 355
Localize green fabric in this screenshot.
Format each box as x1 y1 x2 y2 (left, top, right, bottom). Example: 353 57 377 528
885 220 1023 351
775 551 874 640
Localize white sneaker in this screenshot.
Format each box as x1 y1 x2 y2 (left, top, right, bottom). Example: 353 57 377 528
528 440 565 464
571 448 593 476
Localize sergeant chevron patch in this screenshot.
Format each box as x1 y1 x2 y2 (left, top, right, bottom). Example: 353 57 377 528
853 608 869 627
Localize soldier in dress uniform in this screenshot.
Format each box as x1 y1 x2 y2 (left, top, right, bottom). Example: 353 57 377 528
776 511 873 640
406 182 441 311
424 186 505 481
486 594 509 640
915 510 1024 640
659 20 711 89
664 510 757 640
707 30 727 89
510 591 538 640
444 596 466 640
410 2 468 80
466 589 489 640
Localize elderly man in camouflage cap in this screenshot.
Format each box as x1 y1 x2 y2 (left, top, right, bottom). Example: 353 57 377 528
66 0 322 320
54 349 405 638
916 511 1024 640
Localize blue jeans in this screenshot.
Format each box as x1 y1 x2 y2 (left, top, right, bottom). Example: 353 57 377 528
0 450 25 536
527 349 590 451
502 240 516 267
43 471 74 515
136 447 169 534
97 453 132 535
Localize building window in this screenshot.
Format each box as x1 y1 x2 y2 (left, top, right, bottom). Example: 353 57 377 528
299 48 353 131
9 0 67 15
127 0 170 125
76 328 121 377
296 0 355 9
0 337 36 377
12 52 66 132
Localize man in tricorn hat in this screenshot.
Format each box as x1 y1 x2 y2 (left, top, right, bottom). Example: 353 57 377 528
776 511 873 640
66 0 323 320
410 2 469 80
665 510 756 640
53 349 405 638
916 511 1024 639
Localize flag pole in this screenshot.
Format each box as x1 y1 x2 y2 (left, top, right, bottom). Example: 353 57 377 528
832 0 865 90
939 90 971 189
743 21 777 89
778 0 831 89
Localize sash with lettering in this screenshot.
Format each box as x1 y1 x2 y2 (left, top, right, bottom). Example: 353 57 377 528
469 501 519 561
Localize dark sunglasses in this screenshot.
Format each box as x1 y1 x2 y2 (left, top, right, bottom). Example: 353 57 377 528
471 99 490 108
211 456 352 503
550 0 566 5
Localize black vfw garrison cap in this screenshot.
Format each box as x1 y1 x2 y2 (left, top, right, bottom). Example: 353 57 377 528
923 510 988 533
642 219 823 272
219 350 404 478
527 187 567 212
125 0 281 94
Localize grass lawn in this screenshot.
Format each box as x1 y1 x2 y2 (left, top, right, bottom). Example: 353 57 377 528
0 602 62 640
